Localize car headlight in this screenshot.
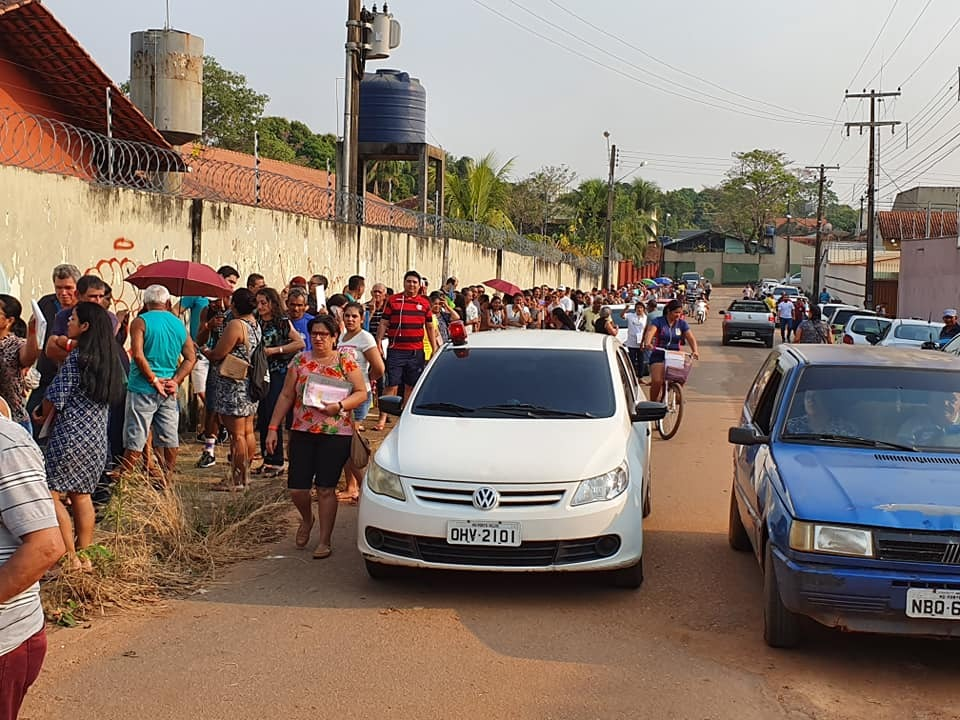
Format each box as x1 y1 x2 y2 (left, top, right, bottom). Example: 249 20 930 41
789 521 873 557
571 464 629 506
366 461 405 501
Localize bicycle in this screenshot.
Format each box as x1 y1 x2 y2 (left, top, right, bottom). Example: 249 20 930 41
657 350 693 440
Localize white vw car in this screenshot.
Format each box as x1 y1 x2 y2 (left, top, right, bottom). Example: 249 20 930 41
358 329 667 588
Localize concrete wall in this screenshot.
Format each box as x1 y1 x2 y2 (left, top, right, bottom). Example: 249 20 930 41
663 238 810 285
0 164 598 310
899 236 960 319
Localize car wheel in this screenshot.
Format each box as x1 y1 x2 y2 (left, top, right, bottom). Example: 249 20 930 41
728 483 751 551
610 558 644 589
365 559 403 581
722 334 730 346
763 543 801 648
642 479 652 518
764 336 774 348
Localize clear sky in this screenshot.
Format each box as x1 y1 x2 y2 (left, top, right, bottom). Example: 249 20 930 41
46 0 960 209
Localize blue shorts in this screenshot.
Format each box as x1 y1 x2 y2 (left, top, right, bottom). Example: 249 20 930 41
124 391 180 451
386 349 426 388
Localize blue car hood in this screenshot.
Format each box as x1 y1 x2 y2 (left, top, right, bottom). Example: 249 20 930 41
772 445 960 531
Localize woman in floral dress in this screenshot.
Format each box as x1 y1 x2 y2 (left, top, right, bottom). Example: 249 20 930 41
39 302 124 571
204 288 262 491
265 314 366 558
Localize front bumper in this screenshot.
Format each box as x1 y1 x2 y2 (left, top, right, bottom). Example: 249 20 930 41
357 478 644 572
773 546 960 637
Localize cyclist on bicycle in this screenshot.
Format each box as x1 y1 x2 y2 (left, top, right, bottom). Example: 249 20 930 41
642 299 700 403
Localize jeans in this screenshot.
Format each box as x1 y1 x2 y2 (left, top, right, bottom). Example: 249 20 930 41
628 347 649 378
257 367 286 466
353 391 373 423
779 318 792 340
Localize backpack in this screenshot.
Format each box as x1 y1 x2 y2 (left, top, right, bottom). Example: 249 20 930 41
241 321 270 402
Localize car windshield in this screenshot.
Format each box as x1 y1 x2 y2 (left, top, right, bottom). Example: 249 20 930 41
893 324 942 342
413 348 616 418
781 366 960 452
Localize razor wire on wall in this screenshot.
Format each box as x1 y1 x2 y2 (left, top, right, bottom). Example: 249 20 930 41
0 109 601 274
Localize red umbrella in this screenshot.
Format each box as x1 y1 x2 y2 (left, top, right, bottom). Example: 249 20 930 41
483 278 523 297
125 259 234 298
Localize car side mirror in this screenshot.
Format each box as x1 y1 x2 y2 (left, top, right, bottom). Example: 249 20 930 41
920 340 941 351
728 426 769 446
379 395 403 417
633 400 668 422
864 333 880 345
717 310 725 315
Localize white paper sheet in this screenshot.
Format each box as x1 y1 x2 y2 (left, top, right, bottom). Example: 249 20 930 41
30 299 46 346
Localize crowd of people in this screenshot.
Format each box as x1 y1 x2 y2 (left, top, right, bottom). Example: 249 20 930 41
0 265 705 564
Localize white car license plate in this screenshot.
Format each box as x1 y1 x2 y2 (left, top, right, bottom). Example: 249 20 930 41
447 520 521 547
906 588 960 619
742 330 755 338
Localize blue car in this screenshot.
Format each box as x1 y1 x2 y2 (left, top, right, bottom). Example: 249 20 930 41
728 345 960 647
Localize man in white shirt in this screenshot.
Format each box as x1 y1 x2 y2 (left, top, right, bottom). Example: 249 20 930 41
621 301 648 378
777 296 795 342
462 287 480 334
557 286 575 314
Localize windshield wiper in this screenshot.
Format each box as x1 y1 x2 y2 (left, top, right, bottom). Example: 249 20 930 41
783 433 917 451
475 403 596 419
414 402 475 416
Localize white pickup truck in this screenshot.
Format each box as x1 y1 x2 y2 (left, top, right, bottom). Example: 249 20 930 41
720 299 776 348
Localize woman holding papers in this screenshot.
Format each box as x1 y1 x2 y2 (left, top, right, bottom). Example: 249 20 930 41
266 314 366 559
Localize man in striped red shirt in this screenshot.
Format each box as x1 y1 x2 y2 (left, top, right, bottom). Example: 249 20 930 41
376 271 439 402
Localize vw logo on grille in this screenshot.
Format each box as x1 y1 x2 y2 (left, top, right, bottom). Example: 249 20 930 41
472 486 499 510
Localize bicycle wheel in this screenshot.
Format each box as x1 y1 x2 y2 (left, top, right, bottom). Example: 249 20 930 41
657 382 684 440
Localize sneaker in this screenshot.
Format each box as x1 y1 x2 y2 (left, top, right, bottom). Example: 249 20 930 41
196 451 216 469
216 427 229 444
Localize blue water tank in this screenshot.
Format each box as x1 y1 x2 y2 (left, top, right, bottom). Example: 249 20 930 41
358 69 426 144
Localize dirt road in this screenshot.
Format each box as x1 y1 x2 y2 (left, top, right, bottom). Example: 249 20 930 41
23 289 960 720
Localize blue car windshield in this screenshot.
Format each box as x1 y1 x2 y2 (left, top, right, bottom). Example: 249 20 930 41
781 367 960 452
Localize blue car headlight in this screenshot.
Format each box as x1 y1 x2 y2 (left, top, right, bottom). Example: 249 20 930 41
789 521 874 558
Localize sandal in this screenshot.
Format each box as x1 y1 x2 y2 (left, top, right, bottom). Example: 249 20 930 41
261 465 285 478
296 515 315 548
355 424 366 433
312 544 332 560
336 491 359 504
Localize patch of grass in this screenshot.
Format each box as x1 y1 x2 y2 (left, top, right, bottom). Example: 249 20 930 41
41 474 289 623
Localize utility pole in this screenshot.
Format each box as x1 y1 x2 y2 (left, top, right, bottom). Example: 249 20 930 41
602 140 617 290
805 164 839 298
844 89 901 309
338 0 362 222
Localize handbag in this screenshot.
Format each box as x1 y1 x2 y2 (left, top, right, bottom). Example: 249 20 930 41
218 321 250 380
350 417 371 469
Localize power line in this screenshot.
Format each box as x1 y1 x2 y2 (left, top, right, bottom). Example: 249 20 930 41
469 0 834 127
860 0 933 88
900 13 960 85
814 0 899 162
544 0 832 122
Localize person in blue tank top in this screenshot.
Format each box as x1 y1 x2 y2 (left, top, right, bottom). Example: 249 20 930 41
122 285 196 481
642 299 700 403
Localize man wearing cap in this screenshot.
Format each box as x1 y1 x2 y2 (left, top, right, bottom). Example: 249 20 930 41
557 286 574 314
940 309 960 341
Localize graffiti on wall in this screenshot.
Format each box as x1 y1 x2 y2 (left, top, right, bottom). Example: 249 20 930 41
83 238 171 314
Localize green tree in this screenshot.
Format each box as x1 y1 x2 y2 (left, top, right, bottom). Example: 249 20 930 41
826 203 859 233
446 152 516 229
202 56 269 152
716 149 799 249
661 188 697 234
506 164 576 236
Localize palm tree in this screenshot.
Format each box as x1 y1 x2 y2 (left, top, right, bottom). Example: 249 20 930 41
630 178 661 215
445 152 516 230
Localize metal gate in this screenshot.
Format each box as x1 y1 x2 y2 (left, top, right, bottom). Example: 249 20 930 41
663 261 695 279
721 262 760 285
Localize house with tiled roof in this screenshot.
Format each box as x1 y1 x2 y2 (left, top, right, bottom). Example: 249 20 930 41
0 0 176 180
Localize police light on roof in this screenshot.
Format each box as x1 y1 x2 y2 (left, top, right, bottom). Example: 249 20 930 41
448 320 467 346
